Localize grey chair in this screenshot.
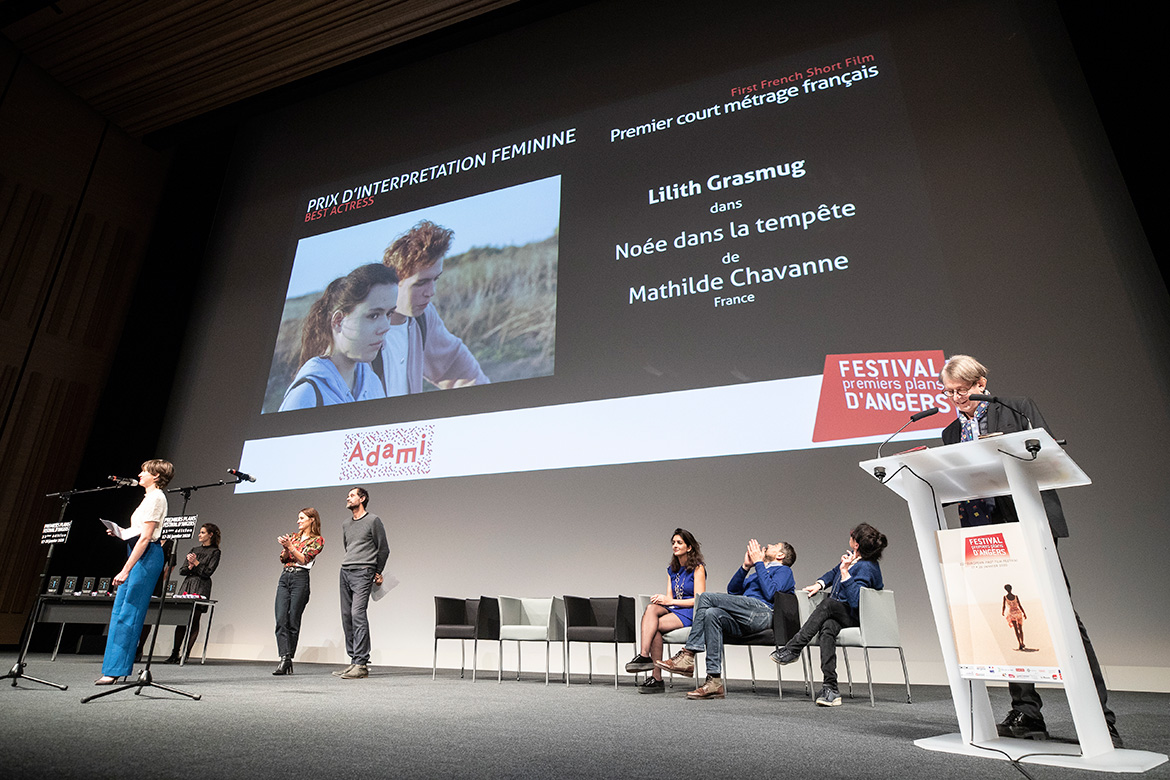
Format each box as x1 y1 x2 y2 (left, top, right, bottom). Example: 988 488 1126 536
837 587 912 706
563 595 636 688
498 596 566 684
720 590 802 697
433 596 499 681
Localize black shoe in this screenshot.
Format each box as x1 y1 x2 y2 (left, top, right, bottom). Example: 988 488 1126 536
272 657 293 676
1108 723 1123 749
815 685 842 706
637 677 665 694
625 654 655 673
162 653 180 665
771 647 799 665
997 709 1048 740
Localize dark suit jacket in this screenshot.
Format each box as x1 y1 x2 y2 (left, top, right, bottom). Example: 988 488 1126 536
940 395 1069 538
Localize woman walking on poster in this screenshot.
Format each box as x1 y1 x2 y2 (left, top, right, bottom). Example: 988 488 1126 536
1003 584 1028 651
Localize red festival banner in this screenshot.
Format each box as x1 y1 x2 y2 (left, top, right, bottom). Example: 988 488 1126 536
812 350 949 442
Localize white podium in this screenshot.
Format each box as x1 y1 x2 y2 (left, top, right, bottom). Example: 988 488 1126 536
861 430 1167 773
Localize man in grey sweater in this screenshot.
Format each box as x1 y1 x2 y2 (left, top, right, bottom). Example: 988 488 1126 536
334 486 389 679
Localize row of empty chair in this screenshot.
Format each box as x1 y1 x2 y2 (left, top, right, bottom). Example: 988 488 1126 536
434 590 911 704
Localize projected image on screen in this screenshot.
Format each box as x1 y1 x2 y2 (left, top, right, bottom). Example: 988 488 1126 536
239 33 958 492
262 177 561 413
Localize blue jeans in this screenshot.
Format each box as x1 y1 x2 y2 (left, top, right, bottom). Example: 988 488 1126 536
340 566 376 665
275 567 311 658
685 592 773 675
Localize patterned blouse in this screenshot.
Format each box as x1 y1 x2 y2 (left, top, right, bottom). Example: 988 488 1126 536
281 533 324 570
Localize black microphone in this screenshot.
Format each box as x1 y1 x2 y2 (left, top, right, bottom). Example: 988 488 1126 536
968 394 1033 429
108 476 139 487
876 407 941 459
227 468 256 483
909 407 940 422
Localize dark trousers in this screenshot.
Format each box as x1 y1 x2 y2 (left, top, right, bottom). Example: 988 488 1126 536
1012 541 1115 726
783 597 858 691
340 566 375 665
275 568 312 658
171 605 208 659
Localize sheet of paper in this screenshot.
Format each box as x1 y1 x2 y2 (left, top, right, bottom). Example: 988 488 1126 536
99 518 133 540
371 574 400 602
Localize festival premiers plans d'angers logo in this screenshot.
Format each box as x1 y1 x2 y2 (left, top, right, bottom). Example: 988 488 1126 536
812 350 950 442
338 425 434 482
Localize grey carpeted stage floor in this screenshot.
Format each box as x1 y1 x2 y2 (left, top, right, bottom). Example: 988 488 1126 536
3 653 1168 779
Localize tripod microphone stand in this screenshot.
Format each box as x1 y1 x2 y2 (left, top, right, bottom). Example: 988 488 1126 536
82 474 242 704
4 481 123 691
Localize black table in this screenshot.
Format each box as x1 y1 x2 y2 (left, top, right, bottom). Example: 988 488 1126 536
33 594 217 665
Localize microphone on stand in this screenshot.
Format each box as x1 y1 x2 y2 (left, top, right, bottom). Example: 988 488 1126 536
227 468 257 483
874 407 940 478
108 476 139 487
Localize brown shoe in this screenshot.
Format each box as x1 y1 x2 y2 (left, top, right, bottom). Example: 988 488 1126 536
654 649 695 677
686 675 725 699
340 664 369 679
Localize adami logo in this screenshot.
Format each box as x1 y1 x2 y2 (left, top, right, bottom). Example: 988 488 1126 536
965 532 1009 563
339 425 434 481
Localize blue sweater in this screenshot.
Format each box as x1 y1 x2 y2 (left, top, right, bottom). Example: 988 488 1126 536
727 561 795 605
819 559 883 620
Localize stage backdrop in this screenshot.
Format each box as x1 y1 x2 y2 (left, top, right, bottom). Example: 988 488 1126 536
145 0 1167 688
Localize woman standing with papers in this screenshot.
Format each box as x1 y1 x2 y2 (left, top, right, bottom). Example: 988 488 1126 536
95 459 172 685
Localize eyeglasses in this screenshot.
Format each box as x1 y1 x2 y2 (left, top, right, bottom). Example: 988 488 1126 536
941 384 977 399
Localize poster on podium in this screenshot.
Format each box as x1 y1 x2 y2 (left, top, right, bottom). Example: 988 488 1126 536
937 524 1063 683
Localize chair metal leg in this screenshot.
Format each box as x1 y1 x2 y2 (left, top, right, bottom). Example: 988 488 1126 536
665 642 673 688
460 640 466 679
801 648 813 697
433 637 439 680
613 642 619 689
898 647 912 703
545 640 550 685
498 639 503 683
565 641 571 687
843 648 854 697
863 648 875 707
587 643 593 685
748 646 757 693
517 642 522 681
472 638 479 682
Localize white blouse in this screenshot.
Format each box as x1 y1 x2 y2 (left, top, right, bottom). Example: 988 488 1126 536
128 489 167 541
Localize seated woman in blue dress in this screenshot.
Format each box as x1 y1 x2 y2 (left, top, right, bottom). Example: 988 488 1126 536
625 528 706 693
771 522 888 707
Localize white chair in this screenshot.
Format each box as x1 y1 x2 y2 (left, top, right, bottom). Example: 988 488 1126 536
794 589 824 698
635 594 692 688
497 596 566 685
837 587 912 706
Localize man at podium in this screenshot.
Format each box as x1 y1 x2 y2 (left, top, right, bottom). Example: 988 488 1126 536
939 354 1120 747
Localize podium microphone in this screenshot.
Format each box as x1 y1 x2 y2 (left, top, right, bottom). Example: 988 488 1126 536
876 407 940 461
227 468 257 483
108 476 139 487
968 394 1033 429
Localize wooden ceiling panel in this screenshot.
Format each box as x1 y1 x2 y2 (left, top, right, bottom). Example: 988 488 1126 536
3 0 520 137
